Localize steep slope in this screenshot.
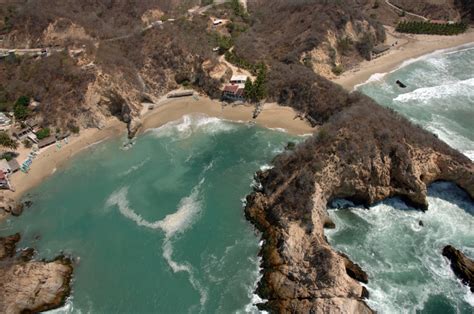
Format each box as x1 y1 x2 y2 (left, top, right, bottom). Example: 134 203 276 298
235 0 386 78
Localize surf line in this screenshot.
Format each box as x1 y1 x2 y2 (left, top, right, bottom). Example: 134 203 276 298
106 181 208 309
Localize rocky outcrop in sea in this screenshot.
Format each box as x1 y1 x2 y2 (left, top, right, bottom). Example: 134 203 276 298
443 245 474 292
245 98 474 313
0 233 73 314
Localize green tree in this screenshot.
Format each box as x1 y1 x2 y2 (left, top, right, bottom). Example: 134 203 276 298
36 128 51 140
253 64 267 101
15 95 30 107
0 131 18 149
244 78 254 101
245 64 267 103
14 103 29 120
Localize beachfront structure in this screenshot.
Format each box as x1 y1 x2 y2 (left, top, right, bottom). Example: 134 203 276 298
371 44 390 59
167 90 194 98
12 127 31 140
0 113 11 130
0 158 20 174
38 136 56 149
222 84 245 101
230 75 248 85
7 159 20 173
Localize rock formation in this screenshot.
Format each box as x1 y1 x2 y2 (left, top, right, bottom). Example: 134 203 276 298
443 245 474 292
0 234 73 314
245 97 473 312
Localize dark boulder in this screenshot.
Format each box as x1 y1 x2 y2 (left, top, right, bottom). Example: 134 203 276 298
340 252 369 284
396 80 407 88
442 245 474 292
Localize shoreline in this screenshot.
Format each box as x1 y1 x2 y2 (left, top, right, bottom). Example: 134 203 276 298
334 27 474 90
1 97 315 204
3 27 472 209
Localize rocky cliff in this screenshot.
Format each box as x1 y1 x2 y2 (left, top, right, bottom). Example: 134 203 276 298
245 94 473 312
443 245 474 292
0 233 73 314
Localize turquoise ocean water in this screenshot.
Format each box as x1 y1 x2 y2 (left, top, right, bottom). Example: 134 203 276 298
327 44 474 313
0 115 297 313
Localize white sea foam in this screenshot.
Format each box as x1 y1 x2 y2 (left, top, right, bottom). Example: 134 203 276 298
394 78 474 104
118 158 151 177
327 183 474 313
239 255 268 314
106 182 208 309
268 127 287 133
259 164 273 171
149 114 236 140
353 72 387 90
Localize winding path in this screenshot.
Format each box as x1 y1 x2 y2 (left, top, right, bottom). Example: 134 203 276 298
385 0 429 21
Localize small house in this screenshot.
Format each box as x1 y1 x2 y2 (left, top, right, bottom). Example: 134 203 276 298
0 112 11 125
230 75 248 85
13 127 31 140
38 136 56 149
371 45 390 59
27 133 38 144
223 85 245 101
25 118 39 130
7 159 20 173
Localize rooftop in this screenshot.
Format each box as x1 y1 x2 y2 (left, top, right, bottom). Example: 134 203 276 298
230 75 248 82
372 44 390 55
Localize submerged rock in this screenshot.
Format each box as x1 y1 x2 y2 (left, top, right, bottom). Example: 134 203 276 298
0 234 73 314
442 245 474 292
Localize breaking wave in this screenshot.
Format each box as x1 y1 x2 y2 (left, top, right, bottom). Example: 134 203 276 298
394 78 474 104
327 182 474 313
149 114 237 140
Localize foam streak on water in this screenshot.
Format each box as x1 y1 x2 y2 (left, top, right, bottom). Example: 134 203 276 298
106 182 208 309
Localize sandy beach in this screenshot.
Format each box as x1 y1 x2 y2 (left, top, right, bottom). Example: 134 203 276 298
1 97 314 203
334 27 474 90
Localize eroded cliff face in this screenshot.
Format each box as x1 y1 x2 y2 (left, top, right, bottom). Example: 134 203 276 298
245 99 473 313
0 234 73 314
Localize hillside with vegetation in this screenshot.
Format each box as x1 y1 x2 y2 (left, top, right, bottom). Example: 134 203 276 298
232 0 386 78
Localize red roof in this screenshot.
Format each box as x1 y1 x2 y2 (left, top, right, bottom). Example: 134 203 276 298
223 85 239 93
235 88 245 97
